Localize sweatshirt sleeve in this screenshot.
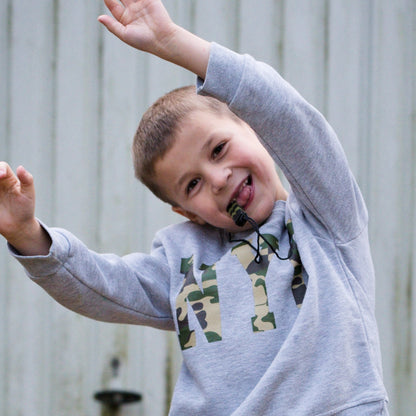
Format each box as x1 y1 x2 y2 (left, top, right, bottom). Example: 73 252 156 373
197 43 367 244
9 224 174 330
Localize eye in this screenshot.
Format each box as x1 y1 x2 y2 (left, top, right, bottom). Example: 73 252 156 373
212 142 226 159
186 178 200 195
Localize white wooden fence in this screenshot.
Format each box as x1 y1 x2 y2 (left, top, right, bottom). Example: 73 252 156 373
0 1 415 415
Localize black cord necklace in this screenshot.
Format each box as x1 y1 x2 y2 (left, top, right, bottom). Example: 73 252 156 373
227 201 294 263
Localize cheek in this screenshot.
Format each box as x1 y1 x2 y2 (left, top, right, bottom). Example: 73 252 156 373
234 146 260 165
240 137 271 161
187 195 217 218
249 151 276 179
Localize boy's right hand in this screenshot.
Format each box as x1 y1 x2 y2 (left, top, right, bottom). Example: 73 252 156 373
0 162 51 256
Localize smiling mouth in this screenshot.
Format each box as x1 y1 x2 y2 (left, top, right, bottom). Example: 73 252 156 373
229 175 253 209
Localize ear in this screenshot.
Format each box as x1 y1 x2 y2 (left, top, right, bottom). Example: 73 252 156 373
171 206 206 225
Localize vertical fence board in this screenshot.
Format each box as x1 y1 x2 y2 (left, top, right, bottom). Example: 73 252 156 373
53 0 101 241
239 0 280 64
193 0 240 50
0 37 9 406
0 252 7 416
99 28 145 255
326 0 369 178
0 0 10 412
50 1 102 415
0 0 9 160
5 0 56 414
410 3 416 413
282 0 328 112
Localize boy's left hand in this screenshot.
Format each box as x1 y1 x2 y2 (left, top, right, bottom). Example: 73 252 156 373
98 0 210 79
98 0 177 57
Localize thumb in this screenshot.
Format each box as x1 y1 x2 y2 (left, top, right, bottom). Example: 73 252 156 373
98 15 126 41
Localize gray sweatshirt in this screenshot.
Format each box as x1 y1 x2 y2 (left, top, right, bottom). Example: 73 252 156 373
11 43 388 415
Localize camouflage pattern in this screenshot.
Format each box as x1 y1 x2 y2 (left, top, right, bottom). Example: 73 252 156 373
175 221 306 349
287 220 306 308
176 256 222 350
231 235 278 332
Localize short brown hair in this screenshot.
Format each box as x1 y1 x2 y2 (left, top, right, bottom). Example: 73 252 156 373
132 85 240 204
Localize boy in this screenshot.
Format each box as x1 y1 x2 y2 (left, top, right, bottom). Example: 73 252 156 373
0 0 389 414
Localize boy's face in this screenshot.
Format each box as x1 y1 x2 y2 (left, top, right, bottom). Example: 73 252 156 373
154 110 287 232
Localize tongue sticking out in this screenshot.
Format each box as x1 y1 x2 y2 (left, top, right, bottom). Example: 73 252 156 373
236 184 251 207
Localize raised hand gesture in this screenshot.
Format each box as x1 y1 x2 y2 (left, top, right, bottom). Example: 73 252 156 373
98 0 210 79
98 0 176 56
0 163 50 255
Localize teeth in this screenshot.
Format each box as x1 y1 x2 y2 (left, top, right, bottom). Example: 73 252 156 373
239 178 249 193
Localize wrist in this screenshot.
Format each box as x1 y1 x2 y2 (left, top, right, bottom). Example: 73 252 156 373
7 219 51 256
155 25 210 79
152 21 182 58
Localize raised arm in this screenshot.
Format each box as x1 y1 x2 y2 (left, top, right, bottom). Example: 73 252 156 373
196 45 367 242
98 0 210 79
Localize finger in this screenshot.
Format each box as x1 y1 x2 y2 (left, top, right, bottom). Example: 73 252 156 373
98 15 127 40
16 166 34 193
119 0 136 7
102 0 126 21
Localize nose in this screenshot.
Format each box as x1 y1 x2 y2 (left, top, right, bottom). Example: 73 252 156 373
208 166 231 194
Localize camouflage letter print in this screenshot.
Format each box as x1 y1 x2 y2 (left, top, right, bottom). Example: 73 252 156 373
231 236 278 333
286 220 306 308
176 256 222 350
